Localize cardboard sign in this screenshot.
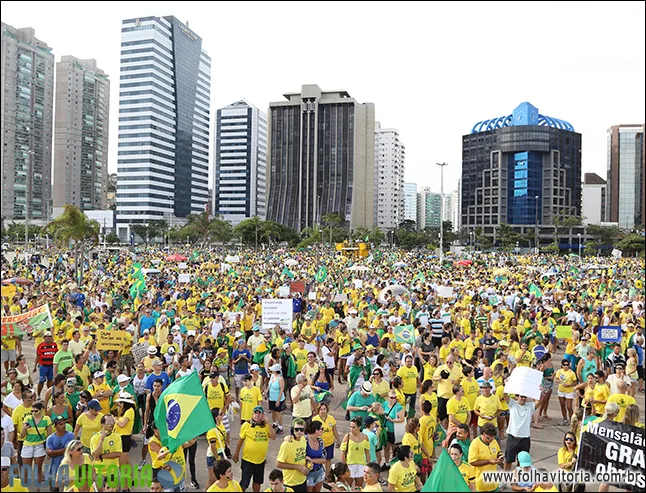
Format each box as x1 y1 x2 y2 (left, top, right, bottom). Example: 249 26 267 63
333 293 348 302
278 286 290 297
437 286 454 298
290 281 305 293
261 299 293 332
503 366 542 400
178 274 191 284
308 292 317 300
611 248 622 259
228 312 243 324
131 342 149 364
597 326 622 343
96 329 130 351
554 291 565 301
353 279 363 289
556 325 573 339
178 262 187 269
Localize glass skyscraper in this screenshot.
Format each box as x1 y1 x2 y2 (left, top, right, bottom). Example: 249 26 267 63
116 16 211 239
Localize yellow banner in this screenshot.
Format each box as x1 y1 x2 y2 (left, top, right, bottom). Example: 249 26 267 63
1 285 17 299
96 329 130 351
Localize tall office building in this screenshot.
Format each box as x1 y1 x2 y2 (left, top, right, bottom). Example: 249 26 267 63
374 123 405 231
403 183 418 224
213 100 267 226
417 188 441 229
606 124 645 228
581 173 606 226
462 102 582 242
53 56 110 211
1 23 54 223
451 185 461 230
267 84 375 232
116 16 211 239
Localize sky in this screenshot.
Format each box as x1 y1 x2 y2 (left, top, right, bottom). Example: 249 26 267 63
2 1 645 194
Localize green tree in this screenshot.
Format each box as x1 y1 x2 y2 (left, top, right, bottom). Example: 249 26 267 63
131 220 168 245
105 232 120 245
233 217 262 246
616 233 645 255
398 219 417 232
181 212 232 245
322 212 344 228
498 223 521 251
43 204 99 286
586 224 621 253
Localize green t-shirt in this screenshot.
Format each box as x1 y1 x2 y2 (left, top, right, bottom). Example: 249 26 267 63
53 350 74 375
23 415 52 445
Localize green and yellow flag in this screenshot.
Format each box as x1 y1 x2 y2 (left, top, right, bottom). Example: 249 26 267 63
422 448 470 492
394 325 415 344
129 262 147 302
315 266 327 283
153 371 215 453
281 267 295 280
529 283 542 298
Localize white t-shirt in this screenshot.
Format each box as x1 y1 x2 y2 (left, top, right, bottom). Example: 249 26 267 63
322 346 335 369
506 399 534 438
1 413 15 441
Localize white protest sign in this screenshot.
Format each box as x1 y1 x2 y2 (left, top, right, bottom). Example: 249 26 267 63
220 263 231 273
353 279 363 289
611 249 622 259
278 286 290 297
437 286 455 298
262 299 293 332
333 293 348 302
178 273 191 283
178 262 187 269
308 292 317 300
503 366 543 400
228 312 243 324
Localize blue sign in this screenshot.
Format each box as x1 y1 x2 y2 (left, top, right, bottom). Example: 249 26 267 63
597 326 622 343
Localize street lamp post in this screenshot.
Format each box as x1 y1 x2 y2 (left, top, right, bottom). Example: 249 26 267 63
534 195 540 254
436 163 448 263
390 230 395 249
577 232 582 256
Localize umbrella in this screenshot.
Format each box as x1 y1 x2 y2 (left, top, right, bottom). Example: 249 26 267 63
347 265 371 272
378 285 410 304
1 277 33 285
225 255 240 263
284 259 299 267
165 254 188 262
393 261 408 268
455 260 473 266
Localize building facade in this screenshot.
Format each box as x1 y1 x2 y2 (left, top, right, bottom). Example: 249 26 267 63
451 185 461 230
417 187 441 230
606 124 645 228
403 182 418 225
462 102 582 242
116 16 211 238
213 100 267 226
581 172 606 226
53 56 110 211
374 123 405 231
1 23 54 223
266 84 375 232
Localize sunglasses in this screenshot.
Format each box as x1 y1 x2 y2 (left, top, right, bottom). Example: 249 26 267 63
565 438 574 442
389 396 397 399
294 427 305 432
1 467 8 472
74 446 83 452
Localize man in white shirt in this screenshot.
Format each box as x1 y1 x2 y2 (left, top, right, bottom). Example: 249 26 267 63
344 309 360 332
247 326 264 355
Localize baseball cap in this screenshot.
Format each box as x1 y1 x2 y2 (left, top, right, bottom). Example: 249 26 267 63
517 451 532 467
361 381 373 393
44 331 52 337
250 364 260 372
217 347 227 354
1 456 10 467
270 363 282 372
481 381 493 388
209 371 219 378
52 415 67 425
363 416 377 428
143 329 150 334
402 343 412 351
87 399 102 411
366 344 375 351
117 374 131 384
93 371 105 379
253 405 264 413
252 326 260 331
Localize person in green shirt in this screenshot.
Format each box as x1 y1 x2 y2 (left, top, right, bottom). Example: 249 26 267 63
53 340 74 376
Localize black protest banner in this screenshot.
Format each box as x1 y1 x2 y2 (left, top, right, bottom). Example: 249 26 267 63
577 419 645 490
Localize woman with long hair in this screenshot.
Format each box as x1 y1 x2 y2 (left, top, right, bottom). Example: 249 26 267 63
3 380 24 412
535 353 554 423
58 439 93 491
267 363 286 434
449 443 476 491
312 402 340 473
388 445 423 492
15 354 33 388
383 390 405 467
558 431 584 492
114 392 136 466
340 417 370 489
205 408 229 489
326 462 352 492
311 362 332 407
370 367 389 403
48 390 74 431
622 403 642 427
305 420 327 492
19 400 52 485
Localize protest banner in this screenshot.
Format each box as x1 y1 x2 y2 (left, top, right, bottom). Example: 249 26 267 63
278 286 290 297
96 329 130 351
556 325 573 339
228 312 243 324
333 293 348 302
262 299 293 332
131 342 150 364
178 273 191 284
178 262 187 269
290 281 305 293
598 326 622 343
1 284 17 299
220 262 231 274
611 248 622 259
577 419 645 490
503 366 542 400
353 279 363 289
1 304 53 336
437 286 455 298
308 292 317 300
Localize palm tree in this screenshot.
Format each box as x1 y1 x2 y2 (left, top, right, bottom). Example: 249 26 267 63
182 212 232 246
43 204 99 286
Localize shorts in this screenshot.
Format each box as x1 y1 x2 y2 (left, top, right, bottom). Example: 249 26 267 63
499 410 510 417
39 365 54 383
206 456 216 468
121 434 132 452
557 390 574 399
21 443 46 458
505 434 531 464
306 467 325 486
437 397 449 422
325 368 335 381
421 458 432 475
348 464 365 479
432 337 443 351
240 459 265 490
387 431 397 444
234 374 245 389
637 366 644 380
269 399 286 412
324 444 334 460
118 353 134 371
1 349 16 363
143 436 150 445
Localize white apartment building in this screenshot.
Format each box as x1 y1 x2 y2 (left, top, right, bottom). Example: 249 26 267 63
213 100 267 225
374 123 405 231
116 16 211 239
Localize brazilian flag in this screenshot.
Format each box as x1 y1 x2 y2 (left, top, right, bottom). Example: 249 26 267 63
154 371 215 452
281 267 295 280
253 341 271 364
393 325 415 344
529 283 542 298
422 448 470 492
315 266 327 283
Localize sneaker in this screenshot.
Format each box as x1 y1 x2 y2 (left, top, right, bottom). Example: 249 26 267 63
190 480 200 489
138 459 146 471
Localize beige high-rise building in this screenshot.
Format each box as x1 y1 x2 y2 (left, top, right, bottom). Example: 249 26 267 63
1 23 54 223
266 84 375 232
53 56 109 210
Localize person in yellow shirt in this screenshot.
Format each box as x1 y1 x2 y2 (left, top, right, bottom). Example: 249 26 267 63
473 382 501 432
449 443 476 491
433 356 464 429
515 342 533 367
90 414 123 473
468 423 503 492
418 400 436 480
606 380 636 422
206 459 242 492
114 392 136 465
592 371 610 416
205 371 231 411
387 445 423 492
460 365 480 432
464 330 479 360
396 355 420 418
87 371 113 415
239 374 263 422
361 463 383 493
555 360 577 426
276 418 308 491
233 407 276 491
292 340 309 372
447 385 471 428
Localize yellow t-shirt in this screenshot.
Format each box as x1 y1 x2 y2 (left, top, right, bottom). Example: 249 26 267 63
88 382 112 415
277 437 307 486
446 396 470 424
11 404 32 442
457 461 476 488
115 407 135 436
473 394 501 427
153 444 186 484
372 379 390 399
515 349 533 367
422 362 436 383
468 435 501 492
206 480 242 492
449 339 465 359
360 484 382 493
461 378 480 411
206 424 227 458
239 386 263 421
419 392 438 423
434 365 463 399
312 414 337 447
607 394 637 422
593 383 610 415
89 430 122 469
387 460 418 492
396 366 418 394
205 381 229 410
534 486 559 492
419 415 436 458
464 337 478 360
58 454 92 489
239 421 272 464
341 436 370 465
496 385 509 411
402 432 420 457
22 415 52 445
292 348 309 371
558 446 576 469
76 412 104 448
555 369 577 394
439 345 451 362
